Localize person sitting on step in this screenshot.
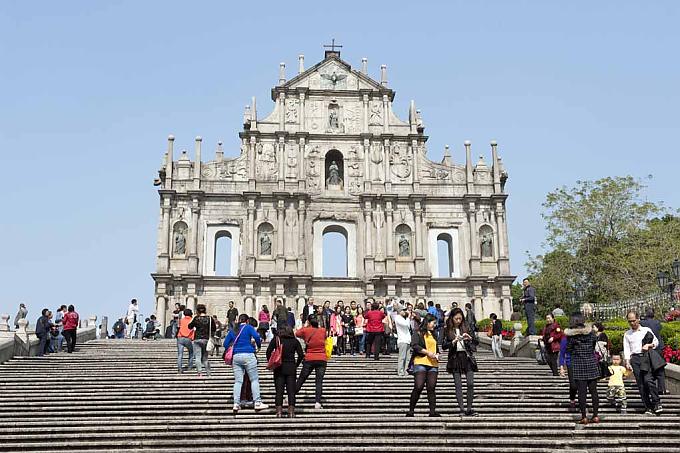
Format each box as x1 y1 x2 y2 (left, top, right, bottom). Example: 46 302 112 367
142 315 160 340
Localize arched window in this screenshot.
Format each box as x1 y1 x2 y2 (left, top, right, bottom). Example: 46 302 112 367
325 149 344 190
395 224 412 257
257 222 274 257
214 231 232 276
437 233 454 278
172 221 188 256
322 225 348 277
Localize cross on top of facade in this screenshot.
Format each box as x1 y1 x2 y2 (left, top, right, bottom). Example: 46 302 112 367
323 38 343 58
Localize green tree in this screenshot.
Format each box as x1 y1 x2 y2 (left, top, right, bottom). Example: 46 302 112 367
530 176 673 306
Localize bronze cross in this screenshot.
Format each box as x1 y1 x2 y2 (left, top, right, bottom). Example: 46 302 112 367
323 38 343 52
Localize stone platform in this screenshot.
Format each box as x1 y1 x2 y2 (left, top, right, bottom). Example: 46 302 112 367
0 339 678 452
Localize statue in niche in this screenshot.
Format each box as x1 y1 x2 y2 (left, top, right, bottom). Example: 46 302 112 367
285 206 297 255
286 145 298 178
480 232 494 258
326 160 343 188
369 102 382 125
260 232 272 256
173 226 187 255
398 234 410 257
370 144 384 182
256 143 277 180
373 207 385 256
328 105 340 130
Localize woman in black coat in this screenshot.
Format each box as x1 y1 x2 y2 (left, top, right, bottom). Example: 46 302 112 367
565 313 600 425
442 307 479 416
266 325 304 417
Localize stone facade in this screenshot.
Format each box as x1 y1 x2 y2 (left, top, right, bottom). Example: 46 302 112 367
152 50 515 327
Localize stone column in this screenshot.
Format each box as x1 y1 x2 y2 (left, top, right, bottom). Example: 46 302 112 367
186 295 196 313
364 207 373 257
278 92 285 130
88 316 97 329
165 135 174 190
383 138 391 188
188 204 200 274
385 201 394 257
382 94 389 133
298 136 306 181
155 295 167 331
249 136 257 181
374 205 384 258
491 140 501 193
465 141 474 194
298 199 306 272
277 136 285 189
158 203 171 272
362 94 369 133
193 136 202 190
299 92 306 132
496 205 510 275
414 206 423 258
363 137 371 191
244 296 255 317
411 139 420 191
276 198 285 271
100 316 108 339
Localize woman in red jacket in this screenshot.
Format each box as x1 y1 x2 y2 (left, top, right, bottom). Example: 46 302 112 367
364 301 386 361
62 305 79 353
541 313 563 376
295 315 328 410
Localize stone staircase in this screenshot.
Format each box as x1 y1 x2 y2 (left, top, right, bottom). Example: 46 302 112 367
0 340 678 452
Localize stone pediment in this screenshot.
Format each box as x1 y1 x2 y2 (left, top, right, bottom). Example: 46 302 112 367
281 56 387 94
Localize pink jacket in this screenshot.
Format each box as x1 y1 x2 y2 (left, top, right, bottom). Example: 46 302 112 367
330 313 343 336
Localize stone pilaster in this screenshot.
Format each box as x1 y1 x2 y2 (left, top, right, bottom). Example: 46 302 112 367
188 202 200 274
276 198 285 272
297 199 306 272
158 202 171 273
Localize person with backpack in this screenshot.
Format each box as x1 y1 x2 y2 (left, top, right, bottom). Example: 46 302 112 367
35 309 52 356
176 308 194 373
295 314 328 410
224 313 268 413
62 305 79 353
266 325 304 418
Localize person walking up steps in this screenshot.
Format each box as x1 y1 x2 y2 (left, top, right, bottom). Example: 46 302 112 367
406 314 440 417
295 314 328 410
224 314 268 414
188 304 216 378
62 305 79 354
176 308 195 373
490 313 503 359
443 308 478 417
266 325 304 418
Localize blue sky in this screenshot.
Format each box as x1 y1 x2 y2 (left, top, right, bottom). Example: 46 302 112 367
1 1 678 324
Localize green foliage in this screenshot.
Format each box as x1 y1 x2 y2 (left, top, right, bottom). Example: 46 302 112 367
667 334 680 350
527 175 678 306
606 330 625 355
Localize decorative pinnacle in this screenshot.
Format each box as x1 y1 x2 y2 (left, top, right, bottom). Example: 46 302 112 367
464 140 471 146
195 136 202 141
168 134 175 141
490 140 497 146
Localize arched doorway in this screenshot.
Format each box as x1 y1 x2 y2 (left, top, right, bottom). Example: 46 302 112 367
436 233 454 278
322 225 348 277
214 231 232 276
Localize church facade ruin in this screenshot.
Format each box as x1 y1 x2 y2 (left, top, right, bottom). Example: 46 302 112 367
152 48 514 326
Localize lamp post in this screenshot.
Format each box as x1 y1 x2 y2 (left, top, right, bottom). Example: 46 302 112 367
657 258 680 303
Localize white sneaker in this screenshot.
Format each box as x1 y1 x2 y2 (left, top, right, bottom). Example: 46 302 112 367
314 402 323 410
254 402 269 411
232 404 241 413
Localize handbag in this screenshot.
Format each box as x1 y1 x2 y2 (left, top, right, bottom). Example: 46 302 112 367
267 337 283 370
224 325 245 366
406 353 415 375
599 361 613 379
325 336 334 359
206 317 215 353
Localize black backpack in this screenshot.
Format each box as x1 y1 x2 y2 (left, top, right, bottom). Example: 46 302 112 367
113 321 124 333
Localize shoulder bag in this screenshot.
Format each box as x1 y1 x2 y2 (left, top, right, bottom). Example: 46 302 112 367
267 336 283 370
206 317 215 353
224 325 245 366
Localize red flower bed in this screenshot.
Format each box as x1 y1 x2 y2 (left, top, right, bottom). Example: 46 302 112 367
662 345 680 365
501 330 515 340
665 309 680 322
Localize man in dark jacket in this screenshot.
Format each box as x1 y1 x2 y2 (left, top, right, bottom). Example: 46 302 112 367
35 309 52 356
520 278 537 335
227 301 239 331
272 298 288 331
641 308 667 395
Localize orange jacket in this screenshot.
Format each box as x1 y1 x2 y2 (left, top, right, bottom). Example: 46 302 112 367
177 316 195 340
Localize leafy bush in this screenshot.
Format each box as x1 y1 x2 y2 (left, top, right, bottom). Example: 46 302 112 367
667 333 680 350
605 330 625 355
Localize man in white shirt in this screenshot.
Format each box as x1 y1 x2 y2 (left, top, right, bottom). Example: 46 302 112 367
623 310 662 415
392 306 412 377
126 299 140 339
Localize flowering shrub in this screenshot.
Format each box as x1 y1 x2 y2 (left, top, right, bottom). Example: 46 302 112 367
501 330 515 340
662 345 680 365
665 309 680 322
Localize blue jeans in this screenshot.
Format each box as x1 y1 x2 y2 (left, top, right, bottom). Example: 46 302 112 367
177 337 194 371
358 334 365 353
193 339 211 375
232 353 261 405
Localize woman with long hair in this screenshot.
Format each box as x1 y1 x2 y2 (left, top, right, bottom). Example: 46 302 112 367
187 304 216 377
406 314 440 417
330 305 344 355
443 307 478 416
257 305 271 341
224 313 268 413
565 312 600 424
295 314 329 410
266 325 304 418
354 306 366 354
364 302 386 360
342 306 356 356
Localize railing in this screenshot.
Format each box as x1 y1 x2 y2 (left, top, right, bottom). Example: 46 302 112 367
583 292 676 321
